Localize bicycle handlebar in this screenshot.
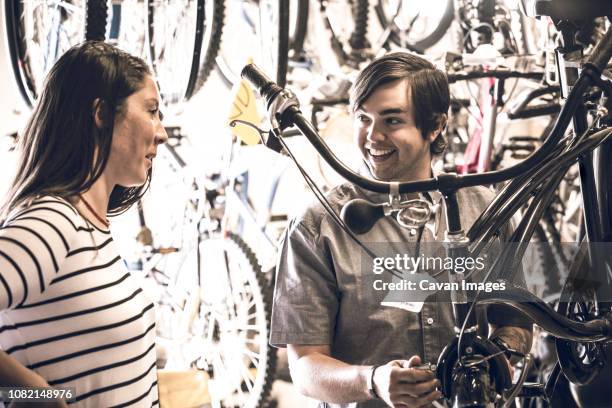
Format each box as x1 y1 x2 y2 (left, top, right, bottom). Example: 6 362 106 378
240 64 284 109
447 69 543 83
586 20 612 73
242 63 595 195
242 26 612 196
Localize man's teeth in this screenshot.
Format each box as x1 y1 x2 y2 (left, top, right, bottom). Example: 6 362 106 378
369 148 395 156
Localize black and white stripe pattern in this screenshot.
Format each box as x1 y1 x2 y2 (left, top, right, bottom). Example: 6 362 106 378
0 196 158 406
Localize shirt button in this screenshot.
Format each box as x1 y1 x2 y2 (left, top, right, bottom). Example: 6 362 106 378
426 317 434 325
410 229 417 236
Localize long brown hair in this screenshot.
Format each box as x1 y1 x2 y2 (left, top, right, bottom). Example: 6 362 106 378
1 41 152 220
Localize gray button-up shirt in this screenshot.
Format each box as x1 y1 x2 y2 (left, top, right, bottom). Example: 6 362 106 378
270 181 527 408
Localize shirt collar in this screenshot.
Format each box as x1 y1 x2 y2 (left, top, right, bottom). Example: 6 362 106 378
355 159 444 204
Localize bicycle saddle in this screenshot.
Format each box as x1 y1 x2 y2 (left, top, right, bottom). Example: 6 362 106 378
521 0 612 19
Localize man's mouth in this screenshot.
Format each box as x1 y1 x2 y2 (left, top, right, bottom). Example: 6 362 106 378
367 147 396 162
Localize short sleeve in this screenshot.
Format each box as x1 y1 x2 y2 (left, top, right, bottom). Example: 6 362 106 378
0 197 78 310
270 220 340 348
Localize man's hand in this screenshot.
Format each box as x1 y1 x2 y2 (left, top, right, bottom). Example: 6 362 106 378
373 356 442 408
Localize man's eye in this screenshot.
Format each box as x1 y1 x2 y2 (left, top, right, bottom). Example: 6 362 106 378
357 114 370 123
386 117 402 125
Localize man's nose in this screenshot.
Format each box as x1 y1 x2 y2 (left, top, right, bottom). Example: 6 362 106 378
366 123 386 142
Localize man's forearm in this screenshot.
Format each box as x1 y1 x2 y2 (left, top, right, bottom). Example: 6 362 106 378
290 352 373 404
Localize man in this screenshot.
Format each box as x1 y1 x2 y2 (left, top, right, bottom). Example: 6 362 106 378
270 52 532 408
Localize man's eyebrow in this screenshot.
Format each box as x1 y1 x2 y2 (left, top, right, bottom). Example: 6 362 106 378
378 108 409 115
144 97 159 105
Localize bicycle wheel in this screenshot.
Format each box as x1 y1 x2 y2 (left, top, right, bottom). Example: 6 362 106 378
192 0 226 93
374 0 453 51
200 232 276 408
147 0 224 105
107 0 148 58
555 241 611 389
5 0 106 107
156 232 277 408
216 0 289 88
317 0 370 67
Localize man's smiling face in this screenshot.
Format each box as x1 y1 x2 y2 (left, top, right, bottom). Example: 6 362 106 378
354 79 435 182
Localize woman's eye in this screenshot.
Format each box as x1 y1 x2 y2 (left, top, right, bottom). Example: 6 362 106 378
150 109 164 121
357 114 370 123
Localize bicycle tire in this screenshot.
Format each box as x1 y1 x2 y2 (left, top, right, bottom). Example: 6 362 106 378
107 0 148 58
275 0 289 87
215 0 289 89
146 0 205 105
317 0 370 67
198 232 277 408
4 0 105 107
85 0 107 40
349 0 370 51
192 0 226 94
374 0 454 51
289 0 309 57
555 241 608 386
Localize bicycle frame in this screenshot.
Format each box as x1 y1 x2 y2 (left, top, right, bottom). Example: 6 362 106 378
449 69 544 174
221 148 289 264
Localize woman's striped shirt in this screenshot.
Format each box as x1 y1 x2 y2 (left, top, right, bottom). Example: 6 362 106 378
0 196 158 407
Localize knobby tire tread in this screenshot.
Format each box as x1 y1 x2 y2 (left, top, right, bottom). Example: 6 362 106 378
85 0 108 41
192 0 226 94
375 0 454 50
349 0 370 51
224 232 277 408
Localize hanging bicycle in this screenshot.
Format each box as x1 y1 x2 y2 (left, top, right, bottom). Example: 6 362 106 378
4 0 107 107
239 0 612 402
132 130 277 408
215 0 289 88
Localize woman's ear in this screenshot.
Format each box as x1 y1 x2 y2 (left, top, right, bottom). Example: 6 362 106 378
92 98 108 129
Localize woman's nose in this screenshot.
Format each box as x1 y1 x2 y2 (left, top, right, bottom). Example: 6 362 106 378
155 124 168 145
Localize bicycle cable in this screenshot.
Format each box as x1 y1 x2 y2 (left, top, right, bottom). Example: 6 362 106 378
456 125 612 369
272 128 447 283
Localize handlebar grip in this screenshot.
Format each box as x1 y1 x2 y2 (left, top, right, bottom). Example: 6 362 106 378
241 63 283 108
587 25 612 73
341 199 386 235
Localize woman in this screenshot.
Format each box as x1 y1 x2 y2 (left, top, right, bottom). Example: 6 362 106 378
0 41 168 406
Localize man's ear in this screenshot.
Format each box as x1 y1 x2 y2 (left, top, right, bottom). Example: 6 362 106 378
428 113 448 142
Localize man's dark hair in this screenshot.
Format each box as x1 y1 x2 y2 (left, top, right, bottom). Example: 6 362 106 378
2 41 152 219
350 52 450 155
